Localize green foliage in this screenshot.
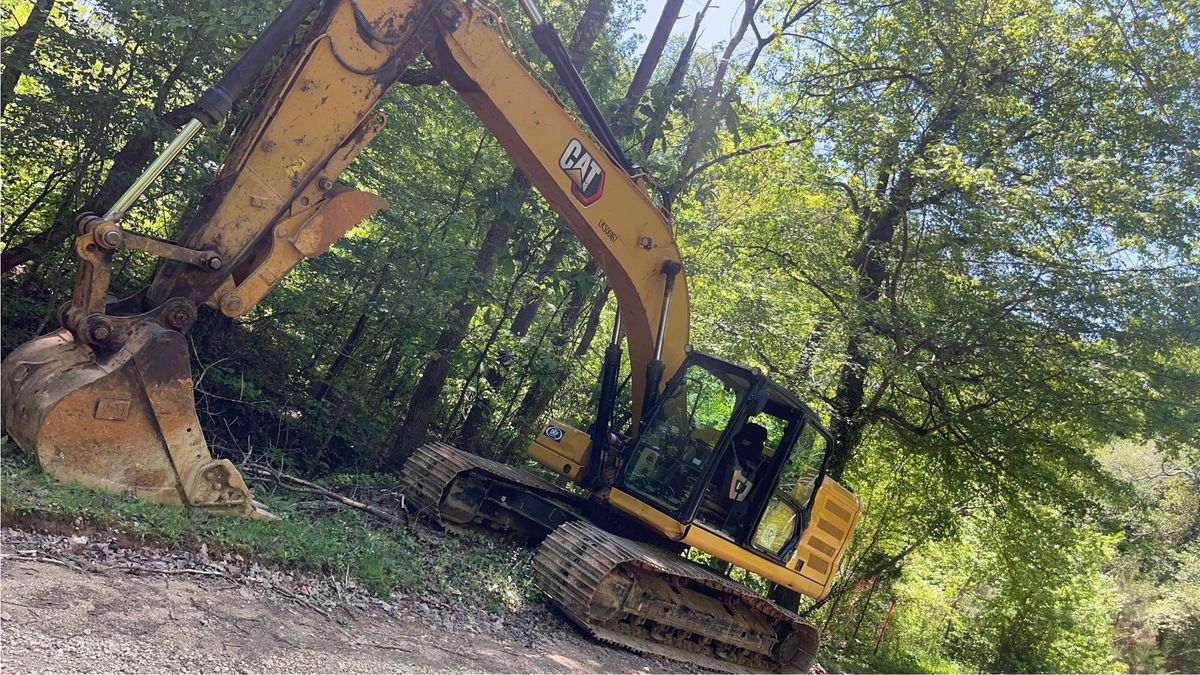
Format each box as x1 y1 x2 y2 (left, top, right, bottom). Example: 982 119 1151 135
1101 440 1200 673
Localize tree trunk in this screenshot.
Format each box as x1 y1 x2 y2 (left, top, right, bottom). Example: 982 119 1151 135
1 162 88 276
509 236 573 337
825 108 953 475
794 320 826 383
614 0 686 134
314 259 392 402
0 0 56 117
497 276 607 462
451 263 529 450
768 583 804 613
639 0 711 156
387 175 526 467
573 282 608 358
1 78 193 274
455 233 569 449
457 365 505 454
828 336 868 480
676 0 761 180
828 208 902 479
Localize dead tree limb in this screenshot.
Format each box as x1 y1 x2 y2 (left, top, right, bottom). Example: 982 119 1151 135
242 463 404 523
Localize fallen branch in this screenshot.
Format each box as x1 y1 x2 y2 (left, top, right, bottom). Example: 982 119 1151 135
115 565 228 578
270 584 333 620
242 463 404 524
3 552 230 579
2 553 87 572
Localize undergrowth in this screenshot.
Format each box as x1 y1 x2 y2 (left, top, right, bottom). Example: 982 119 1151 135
0 440 538 614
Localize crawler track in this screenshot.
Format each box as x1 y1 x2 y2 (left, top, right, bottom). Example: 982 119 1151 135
399 442 818 673
398 442 586 532
534 520 817 673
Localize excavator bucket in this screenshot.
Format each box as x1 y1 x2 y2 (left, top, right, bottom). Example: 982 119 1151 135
0 0 412 518
1 323 273 518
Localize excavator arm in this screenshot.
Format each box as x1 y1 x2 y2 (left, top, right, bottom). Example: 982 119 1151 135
1 0 690 514
430 6 691 423
144 0 689 427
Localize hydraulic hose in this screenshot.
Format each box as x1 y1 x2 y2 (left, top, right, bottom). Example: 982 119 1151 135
193 0 322 126
520 0 635 176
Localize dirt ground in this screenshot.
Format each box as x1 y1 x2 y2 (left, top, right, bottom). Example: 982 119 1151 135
0 529 699 674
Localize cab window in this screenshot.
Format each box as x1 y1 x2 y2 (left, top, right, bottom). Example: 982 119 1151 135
780 422 825 507
622 365 741 511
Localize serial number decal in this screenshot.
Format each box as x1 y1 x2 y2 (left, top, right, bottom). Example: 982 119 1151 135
597 220 619 243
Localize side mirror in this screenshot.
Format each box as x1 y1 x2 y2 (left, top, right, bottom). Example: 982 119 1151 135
749 390 770 416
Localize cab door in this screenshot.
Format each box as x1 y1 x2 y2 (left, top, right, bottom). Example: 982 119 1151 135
749 421 826 558
749 421 861 598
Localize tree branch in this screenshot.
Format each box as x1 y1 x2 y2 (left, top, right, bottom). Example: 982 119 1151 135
679 137 808 182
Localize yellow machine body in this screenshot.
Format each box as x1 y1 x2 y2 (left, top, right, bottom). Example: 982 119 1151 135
530 419 860 601
527 420 593 482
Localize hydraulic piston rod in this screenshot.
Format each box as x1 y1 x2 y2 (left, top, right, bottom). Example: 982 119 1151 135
641 260 682 421
103 0 320 224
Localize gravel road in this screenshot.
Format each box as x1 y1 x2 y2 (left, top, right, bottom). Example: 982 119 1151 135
0 528 699 673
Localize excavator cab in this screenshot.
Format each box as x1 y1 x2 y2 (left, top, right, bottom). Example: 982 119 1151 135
619 355 752 514
596 350 858 600
618 352 827 539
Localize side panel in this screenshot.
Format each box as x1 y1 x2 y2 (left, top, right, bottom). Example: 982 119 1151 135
608 488 688 540
527 418 592 481
683 525 832 599
679 477 861 601
429 9 690 423
790 478 861 598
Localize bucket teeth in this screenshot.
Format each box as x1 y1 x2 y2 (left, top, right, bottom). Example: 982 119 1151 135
1 325 268 518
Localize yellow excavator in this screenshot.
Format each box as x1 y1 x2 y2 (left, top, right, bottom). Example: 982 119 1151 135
1 0 861 669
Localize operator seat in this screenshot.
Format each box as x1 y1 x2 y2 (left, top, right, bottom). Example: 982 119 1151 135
710 422 767 491
698 422 771 536
732 422 768 470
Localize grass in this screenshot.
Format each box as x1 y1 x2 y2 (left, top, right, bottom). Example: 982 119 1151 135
0 441 539 613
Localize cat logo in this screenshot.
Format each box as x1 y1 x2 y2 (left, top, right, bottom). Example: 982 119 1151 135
559 139 605 205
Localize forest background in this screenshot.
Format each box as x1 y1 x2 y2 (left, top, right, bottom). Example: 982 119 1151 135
1 0 1197 671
